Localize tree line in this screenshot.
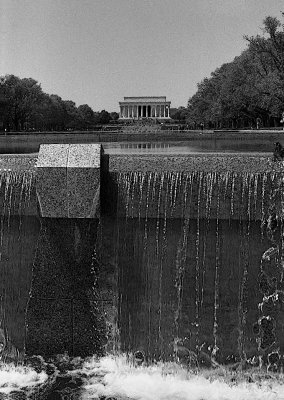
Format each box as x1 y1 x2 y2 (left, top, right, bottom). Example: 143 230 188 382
185 14 284 129
0 75 119 131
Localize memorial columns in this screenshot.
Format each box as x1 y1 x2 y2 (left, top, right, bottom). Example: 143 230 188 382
119 97 171 120
119 100 171 119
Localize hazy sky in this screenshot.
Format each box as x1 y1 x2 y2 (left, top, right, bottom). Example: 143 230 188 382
1 0 283 111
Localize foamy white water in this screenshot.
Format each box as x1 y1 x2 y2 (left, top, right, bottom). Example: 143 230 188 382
0 364 48 394
80 355 284 400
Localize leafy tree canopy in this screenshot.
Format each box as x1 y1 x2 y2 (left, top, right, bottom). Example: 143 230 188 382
0 75 115 131
186 13 284 129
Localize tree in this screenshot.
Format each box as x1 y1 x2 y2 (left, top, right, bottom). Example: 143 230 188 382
110 112 119 121
186 13 284 129
3 75 44 130
170 107 189 121
0 74 117 131
77 104 95 128
98 110 111 124
244 15 284 113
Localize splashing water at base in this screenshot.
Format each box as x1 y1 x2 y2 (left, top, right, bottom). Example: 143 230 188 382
0 354 284 399
78 355 284 400
0 363 48 395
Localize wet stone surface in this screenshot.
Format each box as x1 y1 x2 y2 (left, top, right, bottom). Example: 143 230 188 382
36 144 101 218
26 219 107 358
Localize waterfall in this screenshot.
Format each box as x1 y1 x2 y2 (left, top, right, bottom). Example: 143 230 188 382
0 168 35 263
0 167 35 361
111 170 278 363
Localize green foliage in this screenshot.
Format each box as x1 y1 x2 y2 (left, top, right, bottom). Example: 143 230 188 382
187 14 284 129
0 75 115 131
170 107 189 121
110 111 119 121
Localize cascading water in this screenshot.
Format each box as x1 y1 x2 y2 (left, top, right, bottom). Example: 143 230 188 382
110 170 275 365
0 166 49 396
256 172 284 371
0 168 35 358
1 158 284 399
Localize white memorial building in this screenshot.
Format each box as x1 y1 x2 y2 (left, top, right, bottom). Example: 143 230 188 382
119 96 171 120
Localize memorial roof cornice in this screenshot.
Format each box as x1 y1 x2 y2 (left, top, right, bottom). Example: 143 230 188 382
120 96 170 103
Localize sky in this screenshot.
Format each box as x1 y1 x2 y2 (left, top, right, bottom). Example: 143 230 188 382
1 0 284 112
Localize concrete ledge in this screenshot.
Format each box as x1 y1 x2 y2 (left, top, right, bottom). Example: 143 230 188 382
108 153 284 173
36 144 101 218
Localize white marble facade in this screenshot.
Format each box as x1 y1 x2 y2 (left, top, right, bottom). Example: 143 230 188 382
119 96 171 119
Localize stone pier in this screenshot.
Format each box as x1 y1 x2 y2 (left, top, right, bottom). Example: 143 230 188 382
26 144 106 357
36 144 101 218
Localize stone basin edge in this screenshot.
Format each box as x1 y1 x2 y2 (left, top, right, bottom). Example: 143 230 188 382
0 152 282 174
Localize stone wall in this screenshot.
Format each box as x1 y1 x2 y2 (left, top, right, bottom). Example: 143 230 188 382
0 149 283 360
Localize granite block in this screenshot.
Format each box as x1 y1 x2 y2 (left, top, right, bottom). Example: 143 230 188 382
73 299 106 357
36 144 101 218
30 222 74 298
25 298 73 357
36 144 69 168
68 144 101 168
25 218 106 356
26 298 107 357
67 168 100 218
30 219 99 299
36 167 68 218
67 144 101 218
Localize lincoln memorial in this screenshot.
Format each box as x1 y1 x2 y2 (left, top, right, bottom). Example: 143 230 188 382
119 96 171 120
